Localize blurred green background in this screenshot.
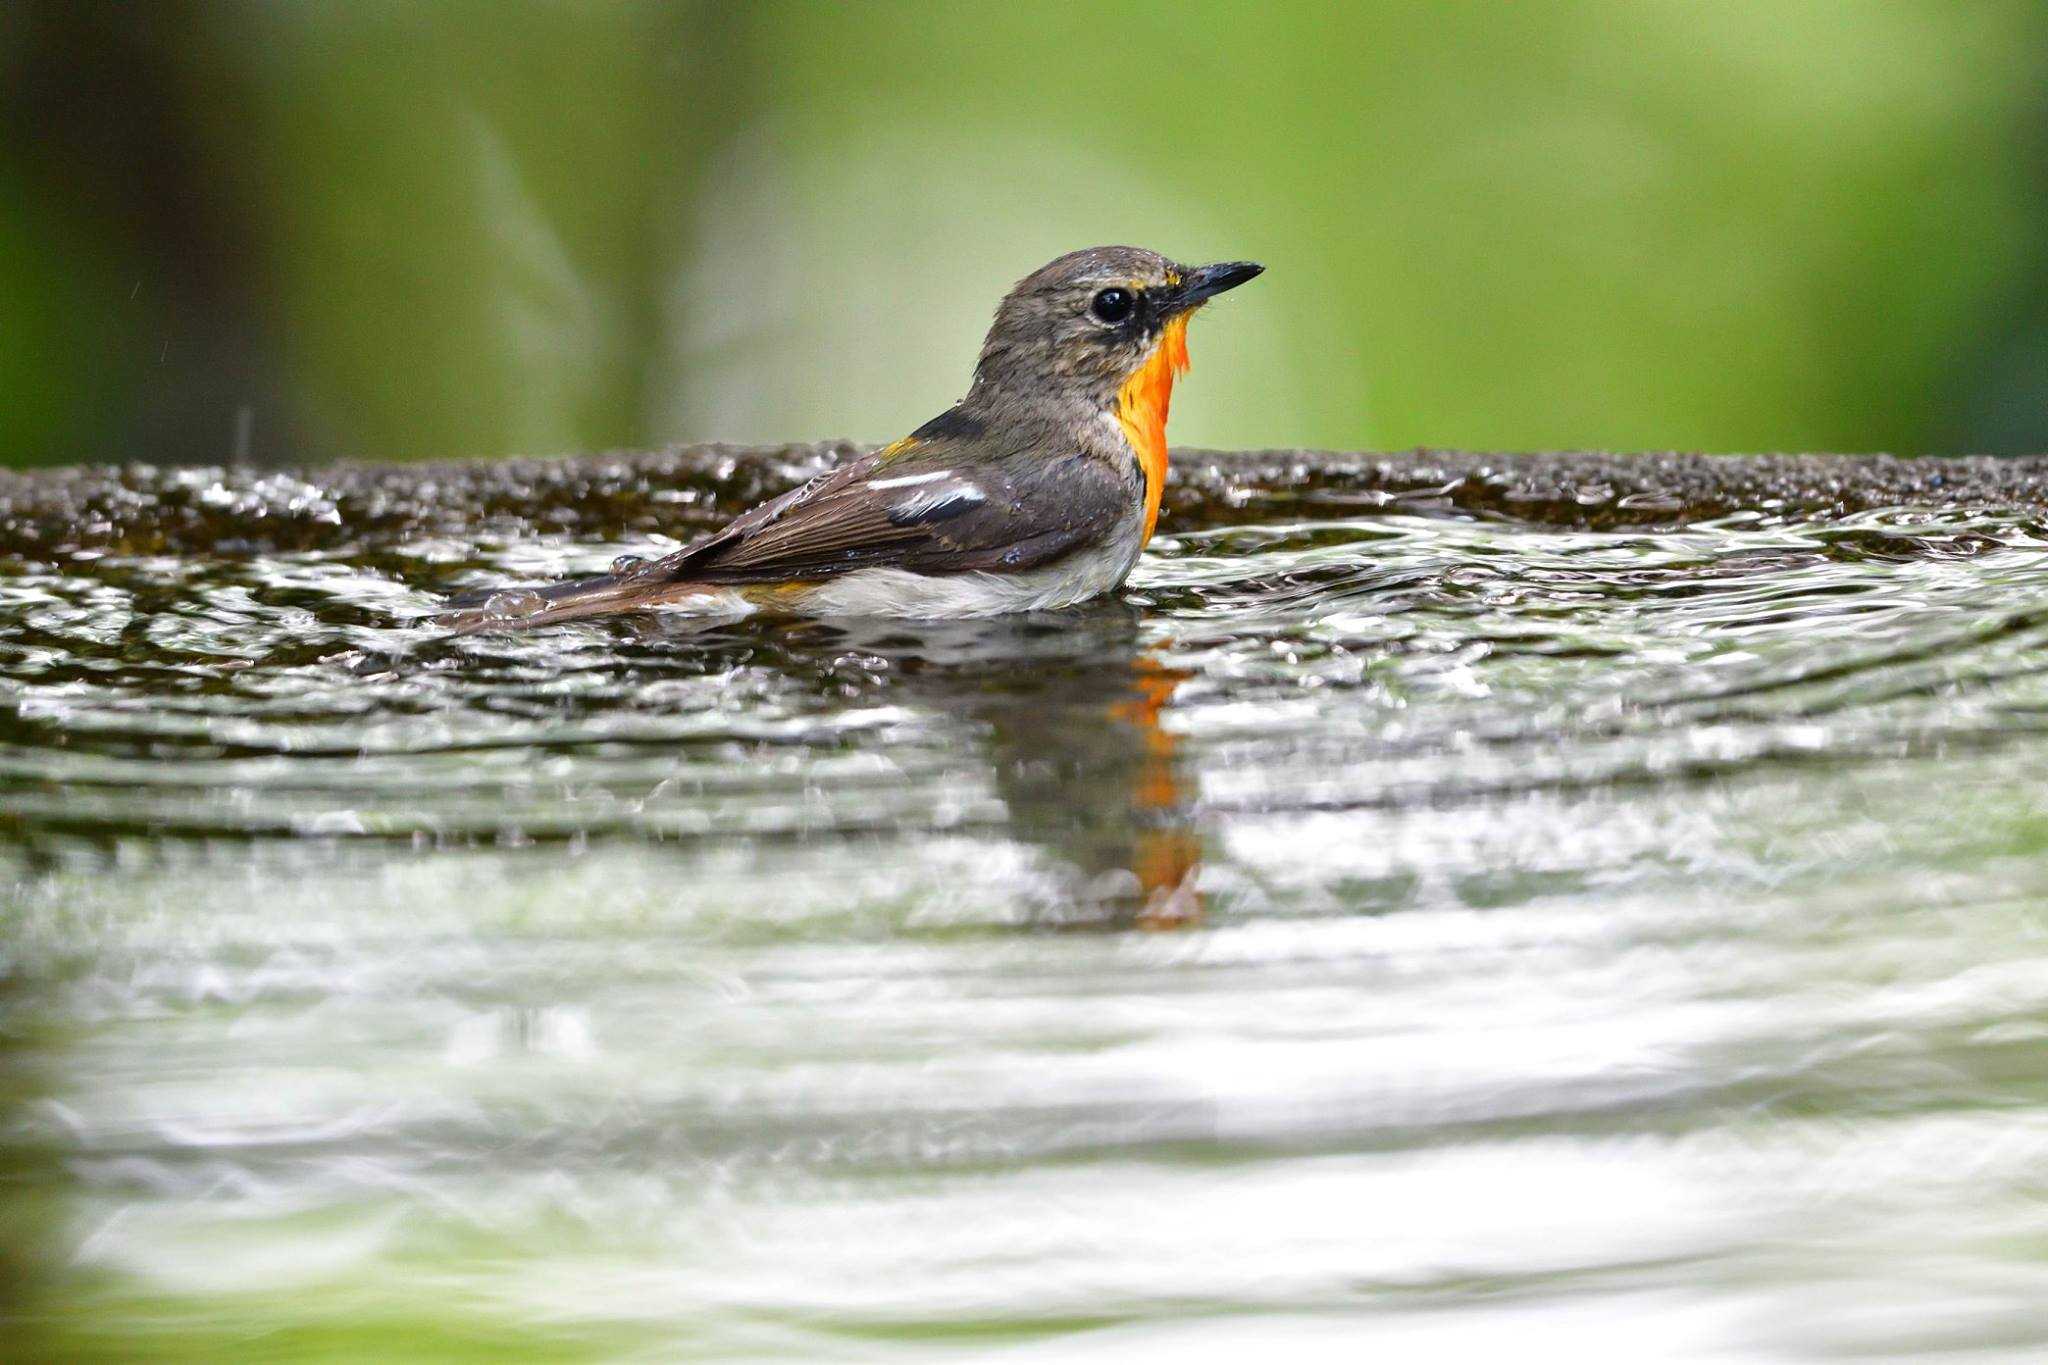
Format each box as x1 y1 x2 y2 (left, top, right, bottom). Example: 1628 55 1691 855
4 0 2047 469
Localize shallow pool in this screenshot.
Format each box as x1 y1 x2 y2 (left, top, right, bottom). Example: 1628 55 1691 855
5 447 2048 1358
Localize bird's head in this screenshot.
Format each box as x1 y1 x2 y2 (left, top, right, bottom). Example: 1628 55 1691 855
968 246 1262 411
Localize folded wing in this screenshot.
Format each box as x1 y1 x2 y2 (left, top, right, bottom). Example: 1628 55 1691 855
437 419 1130 629
647 433 1127 583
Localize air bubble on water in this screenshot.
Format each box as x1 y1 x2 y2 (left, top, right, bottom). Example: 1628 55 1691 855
483 590 545 617
611 555 647 576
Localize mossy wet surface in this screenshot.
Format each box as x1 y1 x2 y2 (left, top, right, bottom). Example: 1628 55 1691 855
8 444 2048 556
4 447 2048 1358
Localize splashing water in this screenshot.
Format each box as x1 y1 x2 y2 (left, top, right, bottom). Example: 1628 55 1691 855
5 446 2048 1358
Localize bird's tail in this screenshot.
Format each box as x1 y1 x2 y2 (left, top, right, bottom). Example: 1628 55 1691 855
430 571 713 634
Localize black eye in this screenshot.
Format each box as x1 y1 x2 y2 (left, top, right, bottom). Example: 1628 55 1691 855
1090 288 1135 324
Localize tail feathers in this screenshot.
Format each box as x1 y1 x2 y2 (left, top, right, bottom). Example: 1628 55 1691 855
431 572 714 633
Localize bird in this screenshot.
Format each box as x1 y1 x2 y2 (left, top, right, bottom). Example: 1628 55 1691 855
435 246 1262 631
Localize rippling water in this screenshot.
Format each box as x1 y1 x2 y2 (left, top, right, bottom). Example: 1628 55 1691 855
6 449 2048 1359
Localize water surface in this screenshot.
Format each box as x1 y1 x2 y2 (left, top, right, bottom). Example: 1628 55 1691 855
5 448 2048 1359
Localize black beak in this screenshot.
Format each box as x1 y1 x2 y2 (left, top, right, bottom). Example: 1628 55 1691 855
1173 260 1264 310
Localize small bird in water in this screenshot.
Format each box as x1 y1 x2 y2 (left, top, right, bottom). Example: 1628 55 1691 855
438 247 1261 630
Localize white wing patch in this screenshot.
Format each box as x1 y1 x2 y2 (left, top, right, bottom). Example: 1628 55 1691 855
882 479 989 527
865 471 952 490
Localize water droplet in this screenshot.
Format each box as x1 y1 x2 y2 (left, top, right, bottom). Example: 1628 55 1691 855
482 590 545 617
611 554 646 576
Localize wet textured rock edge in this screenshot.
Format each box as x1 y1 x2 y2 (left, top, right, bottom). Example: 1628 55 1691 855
1180 447 2048 526
3 444 2047 557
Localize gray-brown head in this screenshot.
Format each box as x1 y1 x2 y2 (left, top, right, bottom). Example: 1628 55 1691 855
966 246 1263 411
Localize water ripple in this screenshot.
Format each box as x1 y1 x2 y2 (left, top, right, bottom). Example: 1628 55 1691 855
5 458 2048 1357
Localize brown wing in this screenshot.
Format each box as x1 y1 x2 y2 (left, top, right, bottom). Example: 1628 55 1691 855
640 418 1130 584
437 413 1132 629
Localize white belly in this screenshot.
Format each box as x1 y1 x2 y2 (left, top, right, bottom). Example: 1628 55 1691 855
780 511 1146 619
785 546 1128 618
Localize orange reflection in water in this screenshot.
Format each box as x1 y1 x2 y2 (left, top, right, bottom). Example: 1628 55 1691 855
1109 654 1202 929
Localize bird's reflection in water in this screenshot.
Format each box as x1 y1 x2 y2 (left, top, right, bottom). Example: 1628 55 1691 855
735 602 1201 929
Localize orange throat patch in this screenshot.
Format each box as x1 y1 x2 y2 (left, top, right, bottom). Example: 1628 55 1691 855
1114 314 1190 545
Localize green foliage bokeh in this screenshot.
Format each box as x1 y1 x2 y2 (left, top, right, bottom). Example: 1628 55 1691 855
3 0 2045 466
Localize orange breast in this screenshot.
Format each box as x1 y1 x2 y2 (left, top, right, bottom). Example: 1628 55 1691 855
1113 314 1190 545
